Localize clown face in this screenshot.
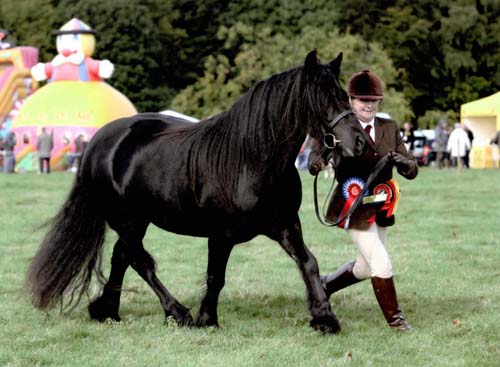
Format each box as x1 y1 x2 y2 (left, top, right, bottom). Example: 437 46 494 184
56 32 95 58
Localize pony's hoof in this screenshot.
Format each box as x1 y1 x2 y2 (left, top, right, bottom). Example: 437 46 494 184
88 298 121 322
195 313 220 328
165 314 194 327
310 314 341 334
167 306 194 327
178 314 194 327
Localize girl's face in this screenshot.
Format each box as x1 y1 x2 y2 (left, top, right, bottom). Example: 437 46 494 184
350 97 381 123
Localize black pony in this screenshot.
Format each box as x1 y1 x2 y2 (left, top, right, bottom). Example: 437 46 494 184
26 51 368 334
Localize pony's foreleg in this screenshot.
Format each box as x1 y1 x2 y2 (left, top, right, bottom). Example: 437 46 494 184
196 237 234 328
88 239 128 322
270 218 341 334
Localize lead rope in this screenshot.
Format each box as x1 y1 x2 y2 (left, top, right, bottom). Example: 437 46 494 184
313 154 391 227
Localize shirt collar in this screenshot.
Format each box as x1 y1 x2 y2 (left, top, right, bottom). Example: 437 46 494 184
358 118 375 129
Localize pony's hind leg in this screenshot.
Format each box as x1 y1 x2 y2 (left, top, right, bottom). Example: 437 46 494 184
90 220 193 326
125 236 194 326
196 237 234 327
88 239 128 322
269 216 341 334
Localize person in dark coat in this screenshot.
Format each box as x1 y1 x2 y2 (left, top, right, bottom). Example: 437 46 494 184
67 133 88 172
37 127 54 174
0 135 4 172
463 124 474 168
434 119 449 168
2 131 17 173
309 70 418 331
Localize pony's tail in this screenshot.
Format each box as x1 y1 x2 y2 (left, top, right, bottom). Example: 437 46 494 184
25 177 107 311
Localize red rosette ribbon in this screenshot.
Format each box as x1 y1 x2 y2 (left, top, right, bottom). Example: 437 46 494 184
338 177 365 228
373 179 400 217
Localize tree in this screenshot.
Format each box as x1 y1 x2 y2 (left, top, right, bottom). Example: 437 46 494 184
220 0 339 38
0 0 59 60
331 0 500 123
166 0 232 89
438 3 500 110
171 25 410 122
55 0 179 112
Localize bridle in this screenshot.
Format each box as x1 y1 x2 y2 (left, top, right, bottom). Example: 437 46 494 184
316 109 356 172
319 109 355 165
313 110 391 227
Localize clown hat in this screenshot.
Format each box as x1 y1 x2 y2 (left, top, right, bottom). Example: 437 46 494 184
54 18 96 35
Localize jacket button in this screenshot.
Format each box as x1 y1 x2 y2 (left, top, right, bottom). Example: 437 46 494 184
374 153 378 156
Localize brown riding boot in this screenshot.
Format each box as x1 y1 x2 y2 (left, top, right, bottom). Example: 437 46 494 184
321 261 363 298
371 276 412 331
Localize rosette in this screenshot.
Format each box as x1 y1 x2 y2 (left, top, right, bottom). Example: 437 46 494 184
338 177 366 228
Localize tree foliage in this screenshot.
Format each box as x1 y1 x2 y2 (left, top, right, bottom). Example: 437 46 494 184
171 25 410 122
332 0 500 122
1 0 499 121
56 0 181 112
220 0 339 38
0 0 228 112
0 0 59 59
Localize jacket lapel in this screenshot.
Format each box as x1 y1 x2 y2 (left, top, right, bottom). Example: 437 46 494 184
374 117 385 148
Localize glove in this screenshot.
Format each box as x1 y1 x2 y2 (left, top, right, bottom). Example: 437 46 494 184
389 152 412 169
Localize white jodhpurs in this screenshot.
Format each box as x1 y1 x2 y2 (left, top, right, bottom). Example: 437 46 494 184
347 221 392 279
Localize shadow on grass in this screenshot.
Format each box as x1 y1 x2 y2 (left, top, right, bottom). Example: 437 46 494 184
41 283 491 336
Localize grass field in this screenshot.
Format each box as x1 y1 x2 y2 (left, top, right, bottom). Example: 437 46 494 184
0 167 499 366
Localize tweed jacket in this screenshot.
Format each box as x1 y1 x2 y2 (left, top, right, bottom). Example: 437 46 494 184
37 131 54 159
324 117 418 230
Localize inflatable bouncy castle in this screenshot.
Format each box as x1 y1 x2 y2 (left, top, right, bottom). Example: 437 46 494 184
11 18 137 171
0 29 38 138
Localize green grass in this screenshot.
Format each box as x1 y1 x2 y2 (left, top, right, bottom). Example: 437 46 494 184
0 168 499 366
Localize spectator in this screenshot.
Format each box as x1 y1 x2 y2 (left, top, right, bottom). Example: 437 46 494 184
463 124 474 168
447 123 471 168
296 135 313 171
37 127 54 174
2 131 17 173
0 135 4 172
491 130 500 145
434 118 449 168
68 133 87 172
400 122 415 152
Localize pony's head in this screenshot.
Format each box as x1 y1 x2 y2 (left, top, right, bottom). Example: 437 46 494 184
300 50 368 167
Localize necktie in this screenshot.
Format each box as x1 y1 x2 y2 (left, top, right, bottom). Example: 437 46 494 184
365 124 374 143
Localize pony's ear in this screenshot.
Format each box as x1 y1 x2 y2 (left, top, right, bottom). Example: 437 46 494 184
328 52 343 78
304 50 319 72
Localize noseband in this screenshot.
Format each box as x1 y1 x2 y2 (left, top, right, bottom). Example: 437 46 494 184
319 109 356 169
323 109 355 148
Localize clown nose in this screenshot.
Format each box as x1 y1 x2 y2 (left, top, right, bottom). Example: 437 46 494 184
61 49 74 57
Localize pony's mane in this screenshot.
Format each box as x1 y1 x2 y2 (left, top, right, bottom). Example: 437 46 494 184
181 61 343 210
198 68 302 159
